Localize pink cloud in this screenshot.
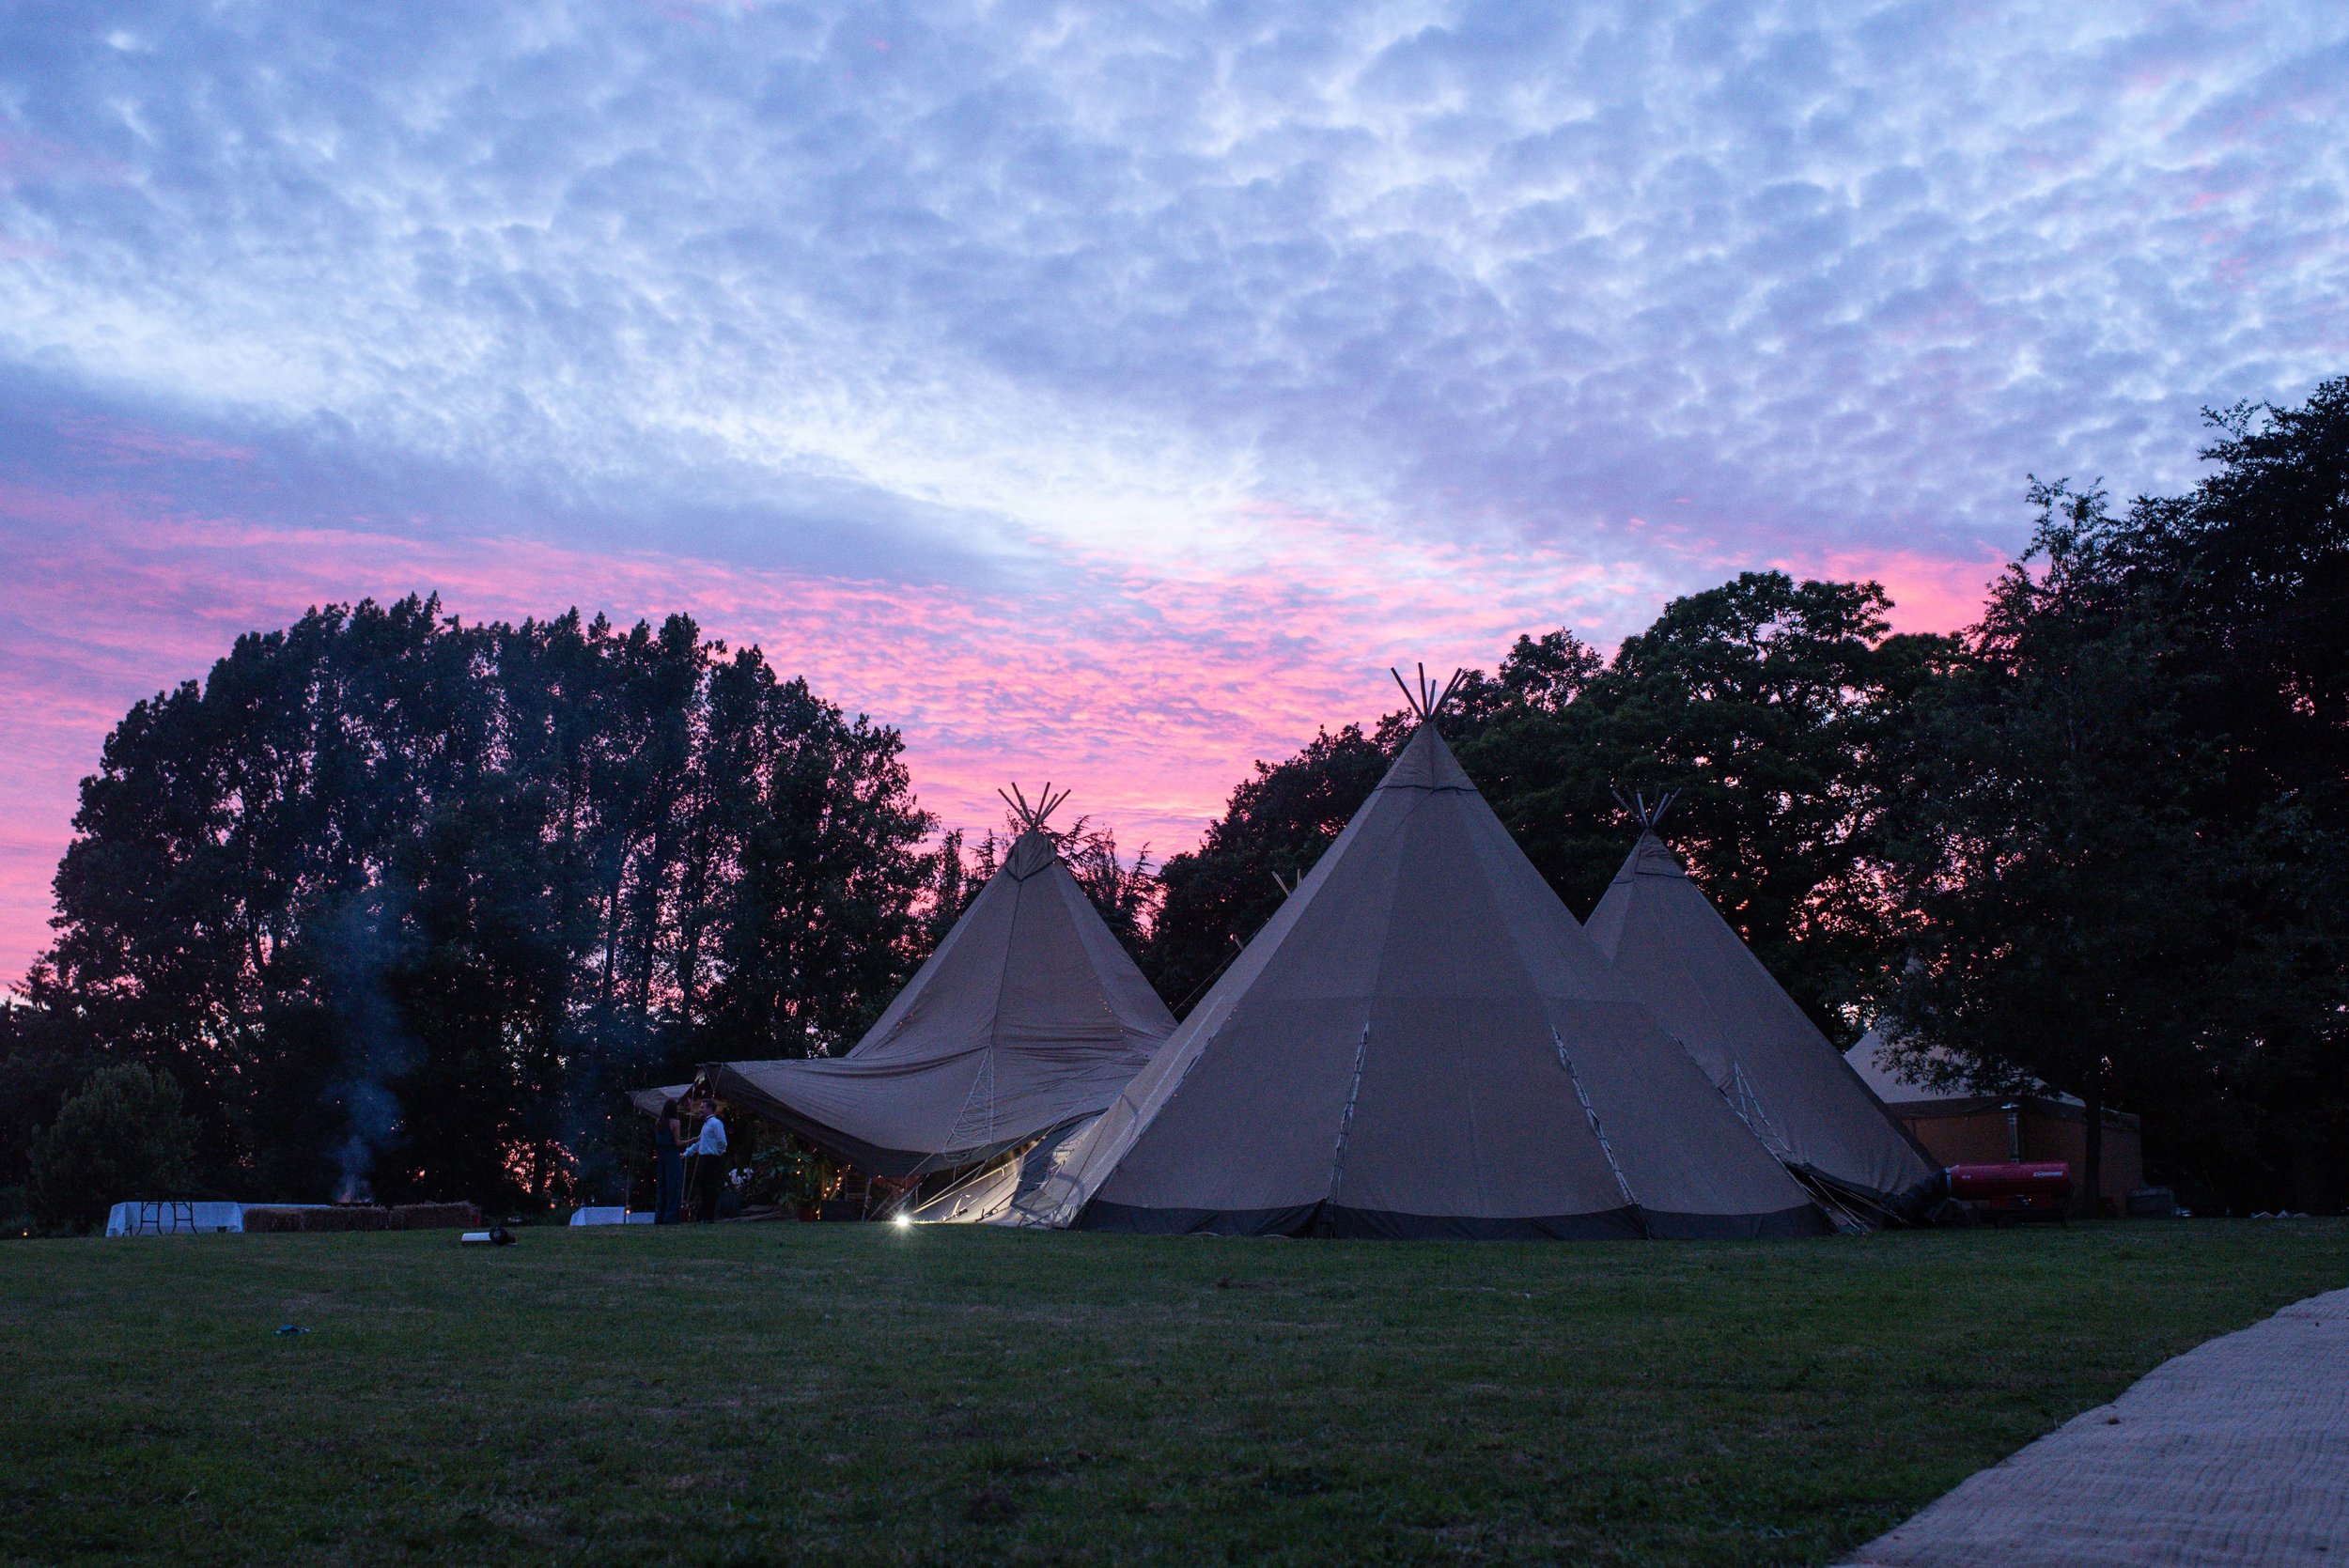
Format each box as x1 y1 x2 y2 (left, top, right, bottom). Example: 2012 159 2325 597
55 415 258 466
1770 546 2008 636
1 475 1999 987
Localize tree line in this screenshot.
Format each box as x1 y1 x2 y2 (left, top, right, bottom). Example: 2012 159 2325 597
4 606 946 1223
6 380 2345 1228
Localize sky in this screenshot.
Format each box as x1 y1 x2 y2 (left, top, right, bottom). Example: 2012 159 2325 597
3 2 2346 988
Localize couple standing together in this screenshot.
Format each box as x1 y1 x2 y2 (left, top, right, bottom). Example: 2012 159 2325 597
654 1096 726 1224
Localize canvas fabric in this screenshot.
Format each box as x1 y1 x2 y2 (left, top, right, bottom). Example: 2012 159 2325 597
1587 831 1940 1211
628 1083 691 1117
690 830 1174 1177
1017 725 1824 1238
907 1114 1102 1224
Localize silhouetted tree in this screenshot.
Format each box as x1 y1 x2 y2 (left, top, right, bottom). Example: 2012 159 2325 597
1880 382 2349 1210
30 1063 198 1234
1875 486 2227 1210
0 1001 89 1225
1460 577 1952 1039
22 598 936 1211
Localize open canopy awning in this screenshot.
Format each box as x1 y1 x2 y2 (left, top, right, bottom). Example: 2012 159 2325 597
646 798 1174 1178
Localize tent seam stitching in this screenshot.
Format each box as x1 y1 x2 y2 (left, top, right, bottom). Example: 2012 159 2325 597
1328 771 1426 1207
1554 1025 1642 1219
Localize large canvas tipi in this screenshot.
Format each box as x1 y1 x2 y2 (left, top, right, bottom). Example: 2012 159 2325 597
699 787 1175 1178
1584 816 1941 1217
1019 674 1825 1239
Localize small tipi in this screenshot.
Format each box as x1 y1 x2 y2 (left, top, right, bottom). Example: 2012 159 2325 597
1019 672 1825 1238
699 786 1175 1178
1584 804 1942 1218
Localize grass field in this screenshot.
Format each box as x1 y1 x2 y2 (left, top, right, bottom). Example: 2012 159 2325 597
3 1220 2344 1567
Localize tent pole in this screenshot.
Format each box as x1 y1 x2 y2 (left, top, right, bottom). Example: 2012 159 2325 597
1391 666 1422 717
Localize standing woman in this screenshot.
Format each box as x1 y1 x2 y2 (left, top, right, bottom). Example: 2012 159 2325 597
653 1099 686 1224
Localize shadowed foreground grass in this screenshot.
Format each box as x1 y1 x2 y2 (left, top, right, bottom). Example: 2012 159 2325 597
2 1219 2344 1567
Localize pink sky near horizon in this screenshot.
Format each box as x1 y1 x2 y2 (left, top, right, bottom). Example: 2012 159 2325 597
0 466 2003 990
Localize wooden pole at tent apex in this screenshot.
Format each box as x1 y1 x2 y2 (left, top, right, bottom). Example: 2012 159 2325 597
996 782 1073 834
1609 785 1681 831
1388 662 1468 723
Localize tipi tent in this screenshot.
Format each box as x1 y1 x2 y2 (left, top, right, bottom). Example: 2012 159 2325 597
1019 673 1825 1239
1585 815 1942 1217
696 787 1176 1178
1842 1030 2031 1106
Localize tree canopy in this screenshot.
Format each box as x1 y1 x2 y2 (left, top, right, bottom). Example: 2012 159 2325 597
20 599 942 1212
1876 384 2349 1209
29 1063 197 1234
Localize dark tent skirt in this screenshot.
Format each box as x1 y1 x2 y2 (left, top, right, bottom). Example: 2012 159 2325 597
1076 1198 1828 1240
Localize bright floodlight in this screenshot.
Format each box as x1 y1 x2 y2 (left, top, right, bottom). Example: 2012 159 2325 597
893 1213 912 1228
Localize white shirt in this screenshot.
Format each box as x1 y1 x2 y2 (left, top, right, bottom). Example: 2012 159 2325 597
691 1114 727 1157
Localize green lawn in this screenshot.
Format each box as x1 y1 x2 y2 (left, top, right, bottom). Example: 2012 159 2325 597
2 1220 2343 1567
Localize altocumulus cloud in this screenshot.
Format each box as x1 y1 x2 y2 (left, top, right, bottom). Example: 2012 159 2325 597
1 0 2345 980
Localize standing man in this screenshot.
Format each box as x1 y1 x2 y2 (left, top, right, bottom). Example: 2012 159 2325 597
686 1098 728 1223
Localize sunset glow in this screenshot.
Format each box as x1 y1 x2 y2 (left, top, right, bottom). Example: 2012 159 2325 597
6 3 2346 986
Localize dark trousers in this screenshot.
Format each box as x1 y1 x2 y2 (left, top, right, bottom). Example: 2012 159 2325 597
655 1149 683 1224
688 1154 723 1223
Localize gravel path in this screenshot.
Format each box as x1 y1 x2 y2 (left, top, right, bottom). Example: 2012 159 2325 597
1843 1283 2349 1568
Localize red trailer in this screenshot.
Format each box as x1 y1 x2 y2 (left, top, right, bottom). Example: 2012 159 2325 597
1947 1161 2072 1222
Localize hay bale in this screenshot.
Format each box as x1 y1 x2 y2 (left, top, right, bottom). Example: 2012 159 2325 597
241 1203 477 1233
241 1205 390 1233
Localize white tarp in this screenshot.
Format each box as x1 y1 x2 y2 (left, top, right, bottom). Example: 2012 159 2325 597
106 1201 246 1235
568 1206 657 1226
